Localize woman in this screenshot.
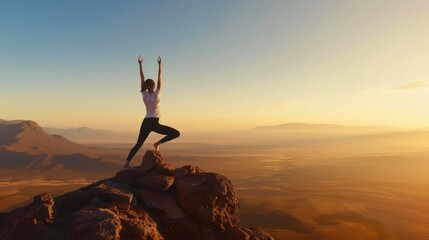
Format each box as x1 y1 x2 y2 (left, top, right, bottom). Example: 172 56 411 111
124 55 180 168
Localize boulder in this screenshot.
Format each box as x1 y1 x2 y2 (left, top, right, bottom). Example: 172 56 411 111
136 189 186 219
69 207 122 240
117 208 164 240
55 189 92 215
174 173 239 231
140 150 163 172
151 163 174 175
90 181 135 208
89 197 116 209
32 192 56 224
0 192 55 240
54 178 112 215
160 217 201 240
173 165 205 178
134 174 175 191
114 168 147 185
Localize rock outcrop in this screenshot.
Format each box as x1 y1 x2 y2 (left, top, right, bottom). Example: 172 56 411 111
0 150 275 240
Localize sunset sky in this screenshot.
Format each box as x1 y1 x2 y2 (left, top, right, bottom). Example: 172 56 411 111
1 1 429 132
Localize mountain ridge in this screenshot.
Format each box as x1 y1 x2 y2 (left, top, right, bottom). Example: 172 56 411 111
0 119 94 155
0 119 121 181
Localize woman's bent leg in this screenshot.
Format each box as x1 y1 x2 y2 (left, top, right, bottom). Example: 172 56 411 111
153 122 180 144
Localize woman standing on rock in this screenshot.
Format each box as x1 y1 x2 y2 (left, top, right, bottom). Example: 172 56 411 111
124 55 180 168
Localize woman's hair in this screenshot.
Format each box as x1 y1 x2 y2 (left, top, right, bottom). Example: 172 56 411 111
141 79 155 92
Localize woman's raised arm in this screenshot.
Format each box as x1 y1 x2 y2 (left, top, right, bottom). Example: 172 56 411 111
138 55 146 91
157 56 162 90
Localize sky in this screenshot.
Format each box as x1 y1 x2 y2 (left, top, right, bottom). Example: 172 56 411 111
1 0 429 132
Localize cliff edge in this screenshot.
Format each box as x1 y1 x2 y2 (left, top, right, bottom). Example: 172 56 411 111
0 150 275 240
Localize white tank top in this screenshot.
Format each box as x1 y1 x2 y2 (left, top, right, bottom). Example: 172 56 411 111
142 89 161 118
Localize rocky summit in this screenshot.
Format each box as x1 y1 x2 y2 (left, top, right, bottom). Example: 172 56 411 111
0 150 274 240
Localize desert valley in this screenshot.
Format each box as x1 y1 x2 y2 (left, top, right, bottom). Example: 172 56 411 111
1 119 429 239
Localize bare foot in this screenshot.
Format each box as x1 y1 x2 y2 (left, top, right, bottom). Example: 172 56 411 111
123 160 131 169
154 142 161 151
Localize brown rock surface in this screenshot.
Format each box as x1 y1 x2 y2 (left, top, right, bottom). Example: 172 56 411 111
173 165 205 178
140 150 163 172
152 163 174 175
174 172 239 231
118 208 164 240
0 192 56 240
90 180 135 208
136 189 186 219
134 174 175 191
33 192 56 224
70 207 122 240
55 189 93 214
114 168 147 185
160 217 201 240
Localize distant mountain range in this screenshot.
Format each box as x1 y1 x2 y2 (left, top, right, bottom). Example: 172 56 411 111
255 122 401 131
0 119 121 181
254 123 405 135
45 123 408 141
0 120 95 155
251 122 429 152
43 127 134 143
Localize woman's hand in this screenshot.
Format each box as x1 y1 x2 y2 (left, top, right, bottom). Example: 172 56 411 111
138 55 143 64
157 56 162 65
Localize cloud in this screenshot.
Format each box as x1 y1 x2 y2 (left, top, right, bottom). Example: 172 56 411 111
396 81 428 90
363 81 429 95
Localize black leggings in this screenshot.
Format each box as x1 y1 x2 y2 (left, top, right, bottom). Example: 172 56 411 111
126 118 180 161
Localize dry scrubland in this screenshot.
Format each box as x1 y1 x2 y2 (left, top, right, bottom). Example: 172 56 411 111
2 124 429 240
155 141 429 240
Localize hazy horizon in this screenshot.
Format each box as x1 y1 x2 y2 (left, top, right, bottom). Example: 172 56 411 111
1 117 424 134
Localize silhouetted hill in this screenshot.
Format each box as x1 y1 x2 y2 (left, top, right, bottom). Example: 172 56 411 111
0 120 95 155
0 120 121 181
